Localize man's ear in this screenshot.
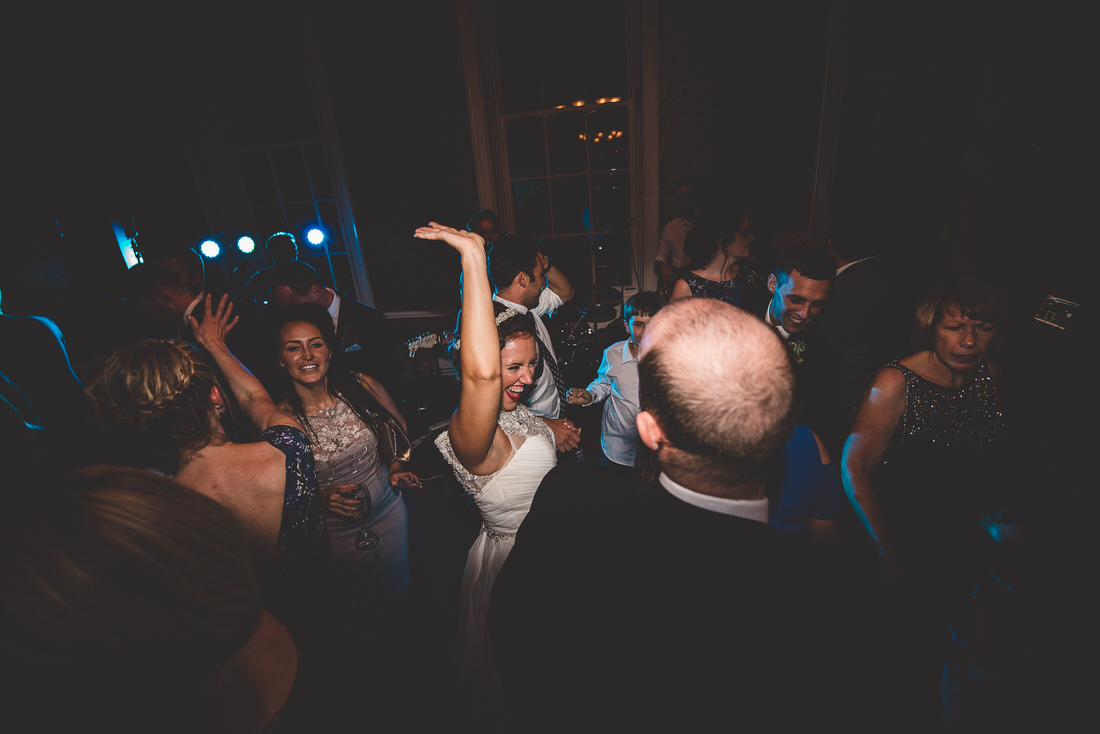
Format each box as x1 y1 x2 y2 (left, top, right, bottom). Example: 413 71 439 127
636 410 665 452
515 272 528 289
767 273 777 295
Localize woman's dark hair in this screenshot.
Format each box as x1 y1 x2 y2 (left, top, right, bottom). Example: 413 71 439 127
683 207 750 270
448 301 538 379
270 303 409 463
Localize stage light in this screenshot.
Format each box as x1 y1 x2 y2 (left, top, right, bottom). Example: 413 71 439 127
200 239 221 258
306 227 325 246
237 235 256 254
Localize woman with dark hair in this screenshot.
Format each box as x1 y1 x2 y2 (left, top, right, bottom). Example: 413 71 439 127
271 302 419 605
842 277 1011 600
0 466 296 733
669 210 758 306
414 222 556 699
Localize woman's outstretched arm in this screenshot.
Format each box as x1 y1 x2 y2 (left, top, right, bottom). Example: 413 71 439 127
414 223 506 474
190 294 299 434
841 367 906 581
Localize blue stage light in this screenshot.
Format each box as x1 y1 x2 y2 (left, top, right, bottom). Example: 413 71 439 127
306 227 325 246
200 239 221 258
237 235 256 254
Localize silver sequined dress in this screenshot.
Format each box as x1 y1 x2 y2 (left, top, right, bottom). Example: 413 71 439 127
436 403 556 681
309 397 410 603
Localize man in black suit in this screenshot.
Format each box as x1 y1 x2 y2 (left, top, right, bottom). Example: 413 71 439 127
816 214 912 439
269 260 404 400
491 298 836 730
759 243 842 451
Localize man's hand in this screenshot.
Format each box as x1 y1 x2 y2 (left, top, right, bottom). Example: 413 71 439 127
567 388 593 405
543 417 582 452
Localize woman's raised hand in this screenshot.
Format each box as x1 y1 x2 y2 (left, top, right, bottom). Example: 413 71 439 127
413 222 485 253
189 294 240 353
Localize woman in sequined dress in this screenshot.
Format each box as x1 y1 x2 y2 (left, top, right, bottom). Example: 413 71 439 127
272 303 419 606
413 222 557 699
842 278 1010 600
86 296 362 683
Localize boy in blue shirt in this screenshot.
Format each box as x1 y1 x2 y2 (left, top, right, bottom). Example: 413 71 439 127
567 291 662 469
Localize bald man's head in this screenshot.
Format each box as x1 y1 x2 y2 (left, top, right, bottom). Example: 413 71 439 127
638 298 795 491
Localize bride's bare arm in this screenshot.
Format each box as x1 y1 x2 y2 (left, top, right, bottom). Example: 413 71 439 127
414 223 506 473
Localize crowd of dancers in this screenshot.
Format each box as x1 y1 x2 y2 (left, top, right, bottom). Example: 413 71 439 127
0 205 1090 732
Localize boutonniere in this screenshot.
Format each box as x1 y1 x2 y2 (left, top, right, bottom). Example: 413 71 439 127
788 340 807 364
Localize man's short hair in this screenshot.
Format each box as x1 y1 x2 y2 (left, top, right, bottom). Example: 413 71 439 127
269 260 324 296
467 209 499 231
264 232 298 262
774 243 836 285
624 291 662 321
124 262 191 301
156 246 205 284
639 299 795 487
487 234 539 294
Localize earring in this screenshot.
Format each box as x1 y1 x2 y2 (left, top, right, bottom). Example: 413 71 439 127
215 404 225 417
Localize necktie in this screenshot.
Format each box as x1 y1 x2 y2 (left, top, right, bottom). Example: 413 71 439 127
534 331 569 406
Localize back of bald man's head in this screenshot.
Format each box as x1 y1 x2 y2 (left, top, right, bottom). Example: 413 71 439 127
638 298 795 484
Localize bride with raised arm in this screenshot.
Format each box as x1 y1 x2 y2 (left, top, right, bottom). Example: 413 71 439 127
414 222 557 695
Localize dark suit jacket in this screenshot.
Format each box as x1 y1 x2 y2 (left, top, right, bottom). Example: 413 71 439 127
335 297 404 401
816 254 912 427
755 302 840 450
490 463 832 731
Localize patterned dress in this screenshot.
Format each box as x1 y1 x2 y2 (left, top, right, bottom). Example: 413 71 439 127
308 398 410 603
682 271 751 306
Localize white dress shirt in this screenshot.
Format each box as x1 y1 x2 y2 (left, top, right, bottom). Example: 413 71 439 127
584 339 640 467
494 288 564 419
656 217 692 269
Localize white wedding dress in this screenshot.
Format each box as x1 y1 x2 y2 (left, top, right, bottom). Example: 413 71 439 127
436 403 557 683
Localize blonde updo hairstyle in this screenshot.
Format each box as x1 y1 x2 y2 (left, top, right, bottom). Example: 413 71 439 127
87 339 225 474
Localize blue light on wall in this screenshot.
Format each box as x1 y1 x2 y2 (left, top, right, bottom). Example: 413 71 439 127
306 227 325 247
237 235 256 254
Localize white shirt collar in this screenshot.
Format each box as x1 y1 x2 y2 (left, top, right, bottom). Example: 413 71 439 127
183 291 205 327
327 288 340 329
493 293 528 315
835 254 879 276
764 305 791 341
658 473 769 523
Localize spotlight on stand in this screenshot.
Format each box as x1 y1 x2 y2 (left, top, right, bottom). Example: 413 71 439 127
237 235 256 254
200 239 221 259
305 227 325 247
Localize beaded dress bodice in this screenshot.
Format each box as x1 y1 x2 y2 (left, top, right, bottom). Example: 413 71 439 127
886 360 1006 455
683 271 750 307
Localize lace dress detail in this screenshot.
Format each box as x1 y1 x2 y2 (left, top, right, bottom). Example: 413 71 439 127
258 425 373 649
435 402 557 685
435 403 553 497
307 397 410 604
